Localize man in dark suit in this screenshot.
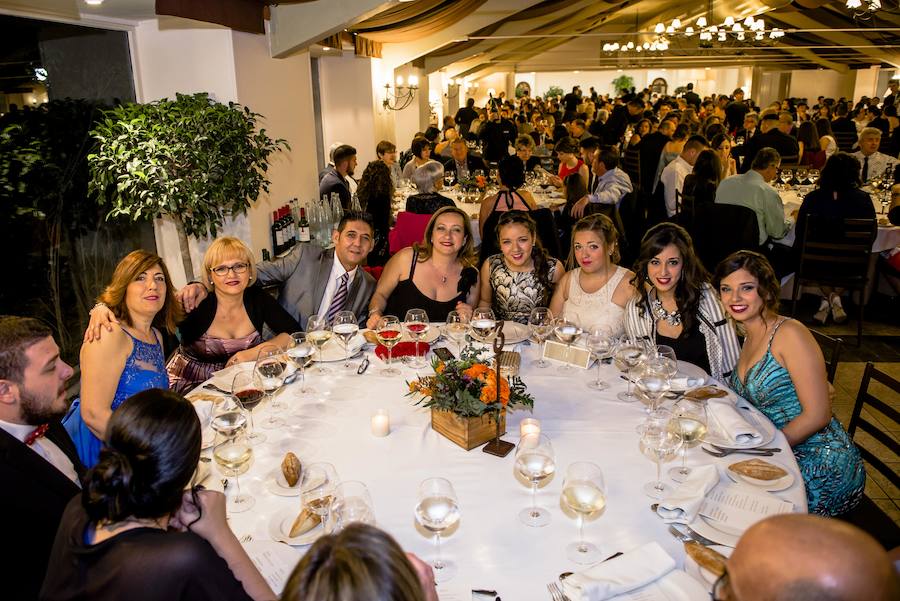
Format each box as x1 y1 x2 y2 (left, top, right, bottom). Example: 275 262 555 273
603 98 644 145
180 212 377 328
479 108 511 163
683 83 701 110
442 138 488 181
453 98 478 137
0 316 83 601
319 144 357 209
739 113 799 173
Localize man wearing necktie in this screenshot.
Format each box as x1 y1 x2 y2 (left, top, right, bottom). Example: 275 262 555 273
852 127 897 184
0 316 84 601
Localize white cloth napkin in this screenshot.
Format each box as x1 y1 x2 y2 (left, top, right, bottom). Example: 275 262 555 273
670 376 705 390
656 465 719 524
707 399 762 444
192 400 214 428
561 542 676 601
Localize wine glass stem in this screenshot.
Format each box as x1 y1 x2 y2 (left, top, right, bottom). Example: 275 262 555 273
596 355 602 384
434 532 444 570
234 473 242 498
345 344 350 367
578 514 587 552
531 482 538 516
388 346 393 368
566 343 572 365
655 459 663 490
681 446 688 473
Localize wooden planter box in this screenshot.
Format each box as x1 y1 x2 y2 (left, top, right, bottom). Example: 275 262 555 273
431 408 506 450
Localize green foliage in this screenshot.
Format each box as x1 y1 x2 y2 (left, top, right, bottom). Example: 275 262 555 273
612 75 635 94
88 92 289 238
544 85 564 100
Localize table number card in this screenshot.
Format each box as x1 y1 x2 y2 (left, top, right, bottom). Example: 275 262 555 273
543 340 592 369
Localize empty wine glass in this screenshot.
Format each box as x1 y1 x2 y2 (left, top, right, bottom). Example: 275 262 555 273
561 462 607 564
330 480 375 531
638 414 683 499
414 477 461 582
779 168 793 188
635 358 672 413
376 315 403 375
231 368 266 444
470 307 498 345
668 399 709 482
287 332 314 397
515 433 555 527
404 308 430 369
528 307 554 368
307 314 332 374
332 310 360 370
553 315 583 373
301 462 339 525
807 169 819 185
213 433 254 513
586 325 614 390
614 337 645 403
444 310 469 358
795 167 808 186
256 347 286 429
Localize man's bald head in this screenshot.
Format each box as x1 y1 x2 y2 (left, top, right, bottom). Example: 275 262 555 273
726 515 898 601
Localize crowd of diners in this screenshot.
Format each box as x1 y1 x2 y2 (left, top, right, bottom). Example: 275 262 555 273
3 80 900 600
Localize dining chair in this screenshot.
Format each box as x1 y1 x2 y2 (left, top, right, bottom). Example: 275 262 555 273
809 329 843 384
689 203 760 274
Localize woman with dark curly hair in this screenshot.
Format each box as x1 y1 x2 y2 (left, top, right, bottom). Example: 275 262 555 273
624 223 739 380
715 251 864 516
681 149 722 209
357 160 394 266
42 389 273 600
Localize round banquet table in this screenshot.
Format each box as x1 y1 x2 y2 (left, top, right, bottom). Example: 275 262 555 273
194 337 807 599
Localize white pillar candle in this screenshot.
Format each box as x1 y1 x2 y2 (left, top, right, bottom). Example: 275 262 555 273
371 409 390 437
520 417 541 438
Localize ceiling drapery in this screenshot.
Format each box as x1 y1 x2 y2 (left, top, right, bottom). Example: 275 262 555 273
349 0 489 43
155 0 315 34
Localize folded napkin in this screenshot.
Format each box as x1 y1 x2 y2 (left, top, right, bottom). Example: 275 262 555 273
192 400 214 428
374 341 429 361
707 399 762 444
562 542 676 601
670 376 705 390
656 465 719 524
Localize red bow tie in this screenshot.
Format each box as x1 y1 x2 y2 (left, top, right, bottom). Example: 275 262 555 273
24 423 49 446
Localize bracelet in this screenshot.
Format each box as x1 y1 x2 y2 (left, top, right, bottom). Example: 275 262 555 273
368 307 383 317
91 301 108 312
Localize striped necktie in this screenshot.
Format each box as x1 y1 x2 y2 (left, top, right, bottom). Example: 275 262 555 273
326 273 349 323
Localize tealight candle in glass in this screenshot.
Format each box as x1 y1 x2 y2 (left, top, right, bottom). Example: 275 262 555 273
520 417 541 438
371 409 390 437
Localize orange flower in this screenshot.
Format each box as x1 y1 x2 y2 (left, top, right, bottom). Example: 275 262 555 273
435 362 445 374
480 376 510 405
464 364 491 380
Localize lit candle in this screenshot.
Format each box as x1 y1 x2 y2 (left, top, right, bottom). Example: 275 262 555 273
520 418 541 438
371 409 390 437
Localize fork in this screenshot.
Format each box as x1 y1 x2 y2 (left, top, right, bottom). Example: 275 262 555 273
239 534 253 543
701 446 775 458
547 582 565 601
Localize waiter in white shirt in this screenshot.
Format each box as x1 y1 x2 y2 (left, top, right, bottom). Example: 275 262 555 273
0 315 83 601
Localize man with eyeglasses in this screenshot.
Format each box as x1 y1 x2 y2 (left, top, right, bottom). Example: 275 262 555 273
712 514 897 601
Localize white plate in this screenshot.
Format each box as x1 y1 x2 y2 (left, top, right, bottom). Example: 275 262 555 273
702 404 777 450
265 468 302 497
688 517 740 548
208 360 297 390
501 321 531 344
268 507 326 546
314 334 366 362
684 544 732 590
725 458 795 492
242 540 300 595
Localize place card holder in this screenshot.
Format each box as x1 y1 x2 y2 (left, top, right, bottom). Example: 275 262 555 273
542 340 592 369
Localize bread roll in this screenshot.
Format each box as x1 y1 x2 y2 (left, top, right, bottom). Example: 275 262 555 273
289 508 321 538
728 458 788 481
363 330 379 344
684 541 726 577
281 452 301 487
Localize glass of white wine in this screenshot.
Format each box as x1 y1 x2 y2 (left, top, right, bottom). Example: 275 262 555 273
667 399 709 482
444 310 469 358
404 308 430 369
635 358 672 413
376 315 403 375
330 480 375 531
332 310 360 371
528 307 554 368
553 315 583 373
213 434 254 513
255 347 287 429
307 314 332 374
287 332 314 397
301 462 339 527
586 325 614 390
561 462 607 564
638 417 683 499
515 433 556 527
414 477 461 582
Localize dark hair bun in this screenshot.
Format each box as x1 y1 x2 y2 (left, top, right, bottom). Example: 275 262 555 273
84 448 136 523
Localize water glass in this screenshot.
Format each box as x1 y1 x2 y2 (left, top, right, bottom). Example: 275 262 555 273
444 310 469 358
415 478 461 582
553 314 583 373
255 347 287 429
638 414 682 499
586 325 614 390
528 307 554 368
330 480 375 531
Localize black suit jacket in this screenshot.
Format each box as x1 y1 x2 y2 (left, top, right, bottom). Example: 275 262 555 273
442 155 488 176
739 129 799 173
1 422 83 601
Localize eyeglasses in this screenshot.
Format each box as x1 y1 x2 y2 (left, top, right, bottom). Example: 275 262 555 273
210 263 249 277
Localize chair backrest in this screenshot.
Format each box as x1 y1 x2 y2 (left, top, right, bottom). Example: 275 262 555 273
849 362 900 491
833 129 858 152
810 329 843 383
690 203 760 272
388 211 432 255
795 216 877 287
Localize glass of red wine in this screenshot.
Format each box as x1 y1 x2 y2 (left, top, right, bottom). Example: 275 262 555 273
404 308 430 369
231 368 266 445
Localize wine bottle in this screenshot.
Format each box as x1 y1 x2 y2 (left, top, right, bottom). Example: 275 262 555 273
272 210 281 255
298 207 311 242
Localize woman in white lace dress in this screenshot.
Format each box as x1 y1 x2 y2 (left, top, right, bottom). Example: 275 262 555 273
549 214 636 334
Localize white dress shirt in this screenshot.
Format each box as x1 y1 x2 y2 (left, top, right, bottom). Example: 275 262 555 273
317 257 358 317
660 155 693 217
0 418 80 485
852 150 897 183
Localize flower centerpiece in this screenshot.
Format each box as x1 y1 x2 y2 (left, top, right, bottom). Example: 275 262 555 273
458 173 486 192
407 349 534 450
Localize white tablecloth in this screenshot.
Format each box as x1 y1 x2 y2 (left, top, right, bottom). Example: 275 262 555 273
200 342 806 599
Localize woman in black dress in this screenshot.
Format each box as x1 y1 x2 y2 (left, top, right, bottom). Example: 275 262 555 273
357 160 394 266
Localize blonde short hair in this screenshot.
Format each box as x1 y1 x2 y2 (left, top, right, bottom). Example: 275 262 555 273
203 237 257 286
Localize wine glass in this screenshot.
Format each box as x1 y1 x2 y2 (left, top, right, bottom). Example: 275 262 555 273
638 415 683 499
210 402 248 440
414 477 461 582
807 169 819 185
470 307 498 345
301 462 339 525
255 347 287 429
779 168 793 188
444 310 469 358
795 167 808 186
307 314 332 374
330 480 375 531
231 368 266 444
213 433 254 513
404 308 430 369
528 307 554 368
515 433 555 527
667 398 710 482
635 358 672 413
553 315 583 373
287 332 314 397
332 310 360 371
561 462 607 564
586 325 614 390
376 315 403 375
614 337 645 403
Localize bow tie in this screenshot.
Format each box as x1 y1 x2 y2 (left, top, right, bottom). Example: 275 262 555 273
24 423 49 446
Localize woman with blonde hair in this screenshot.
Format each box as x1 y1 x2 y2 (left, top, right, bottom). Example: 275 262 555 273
64 250 181 468
367 206 479 326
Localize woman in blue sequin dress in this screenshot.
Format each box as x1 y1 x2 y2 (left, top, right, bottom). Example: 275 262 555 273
65 251 181 468
714 251 864 516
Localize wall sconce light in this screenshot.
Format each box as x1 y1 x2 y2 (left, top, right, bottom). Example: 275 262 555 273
383 75 419 111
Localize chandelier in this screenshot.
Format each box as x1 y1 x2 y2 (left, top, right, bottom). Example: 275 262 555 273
383 75 419 111
845 0 882 20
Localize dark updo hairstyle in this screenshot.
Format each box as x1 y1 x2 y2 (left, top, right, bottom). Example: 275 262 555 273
631 223 709 332
282 523 426 601
713 250 780 325
569 213 620 269
84 388 201 523
498 155 525 189
495 211 552 304
818 152 862 193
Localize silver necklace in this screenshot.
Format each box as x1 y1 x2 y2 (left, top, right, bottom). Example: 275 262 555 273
650 296 682 327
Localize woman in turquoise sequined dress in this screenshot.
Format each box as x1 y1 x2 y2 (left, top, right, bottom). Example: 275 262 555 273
714 251 864 516
64 251 181 468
